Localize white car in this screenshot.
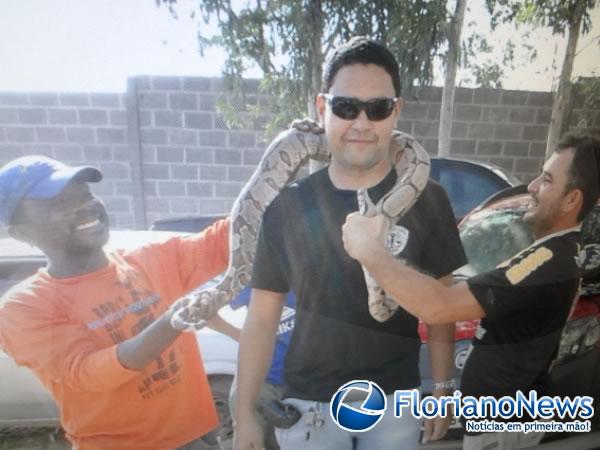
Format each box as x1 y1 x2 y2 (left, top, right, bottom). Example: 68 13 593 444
0 230 242 447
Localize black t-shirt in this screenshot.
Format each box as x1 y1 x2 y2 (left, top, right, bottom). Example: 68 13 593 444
462 228 582 404
252 168 467 401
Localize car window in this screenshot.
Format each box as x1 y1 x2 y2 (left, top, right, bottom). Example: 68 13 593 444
460 209 533 274
437 164 508 219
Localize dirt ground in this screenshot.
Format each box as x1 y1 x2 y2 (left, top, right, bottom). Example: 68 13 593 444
0 429 70 450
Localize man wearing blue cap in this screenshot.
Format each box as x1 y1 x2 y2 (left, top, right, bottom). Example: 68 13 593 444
0 155 230 450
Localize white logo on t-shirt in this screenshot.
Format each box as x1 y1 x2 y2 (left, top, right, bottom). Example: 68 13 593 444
387 225 410 256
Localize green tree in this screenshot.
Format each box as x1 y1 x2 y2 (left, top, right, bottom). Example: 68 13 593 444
487 0 598 159
158 0 448 135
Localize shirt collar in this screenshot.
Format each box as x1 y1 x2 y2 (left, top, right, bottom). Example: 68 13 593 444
533 224 582 246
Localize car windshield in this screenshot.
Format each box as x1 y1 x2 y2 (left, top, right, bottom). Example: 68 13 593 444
460 208 533 274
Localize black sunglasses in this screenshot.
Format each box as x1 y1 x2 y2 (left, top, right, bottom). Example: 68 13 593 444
323 94 398 121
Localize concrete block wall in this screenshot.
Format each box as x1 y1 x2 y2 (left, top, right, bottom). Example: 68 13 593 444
1 77 599 230
0 92 135 229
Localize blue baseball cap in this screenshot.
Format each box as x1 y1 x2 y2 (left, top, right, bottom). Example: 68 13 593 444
0 155 102 226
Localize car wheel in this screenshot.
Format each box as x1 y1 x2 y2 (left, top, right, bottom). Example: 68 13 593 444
209 375 234 449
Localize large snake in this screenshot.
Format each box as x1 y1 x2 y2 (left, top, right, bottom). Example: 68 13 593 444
170 127 430 330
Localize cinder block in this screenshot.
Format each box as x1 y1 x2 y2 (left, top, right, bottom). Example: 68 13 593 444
508 108 536 124
527 92 553 107
157 147 184 163
36 127 67 143
140 129 167 145
18 108 47 124
0 108 18 124
215 149 242 165
91 93 121 108
114 182 133 195
155 111 182 128
535 108 552 125
467 123 495 139
158 181 186 196
451 122 468 138
473 89 501 105
500 90 527 106
477 141 503 156
144 181 158 196
169 93 198 110
139 111 152 126
229 132 256 148
488 157 515 173
49 109 78 125
59 93 90 107
481 107 508 123
454 105 481 121
450 139 476 155
66 127 95 143
84 145 113 161
0 145 24 159
414 121 439 138
199 94 216 110
414 87 442 102
422 139 439 155
200 165 227 180
110 111 128 127
169 129 197 146
455 88 474 103
228 166 255 182
142 147 156 162
0 93 29 105
143 163 170 179
146 197 171 213
79 109 108 126
197 198 233 215
427 105 440 121
401 103 428 120
199 131 226 147
183 78 211 92
515 158 542 173
522 125 547 141
100 162 129 179
138 92 167 109
54 146 83 161
396 120 413 134
502 141 529 156
97 128 126 144
529 142 546 158
171 164 198 180
185 148 213 164
185 112 213 129
29 93 58 106
152 76 182 90
5 127 35 142
90 181 114 196
494 124 522 140
242 149 263 165
215 182 243 197
187 182 214 197
170 198 199 214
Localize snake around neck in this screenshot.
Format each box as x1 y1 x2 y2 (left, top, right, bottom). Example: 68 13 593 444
170 127 430 331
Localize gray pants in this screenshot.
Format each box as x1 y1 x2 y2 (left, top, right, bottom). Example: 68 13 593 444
229 377 284 450
275 394 421 450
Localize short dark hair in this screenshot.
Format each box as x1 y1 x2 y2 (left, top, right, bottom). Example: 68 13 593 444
322 36 401 96
557 134 600 221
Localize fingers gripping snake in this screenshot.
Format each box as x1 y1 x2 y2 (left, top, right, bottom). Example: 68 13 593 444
170 128 430 331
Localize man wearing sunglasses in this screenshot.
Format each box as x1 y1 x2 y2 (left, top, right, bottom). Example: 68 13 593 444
234 37 466 450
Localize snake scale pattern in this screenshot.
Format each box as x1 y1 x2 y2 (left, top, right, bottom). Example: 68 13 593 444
171 127 430 330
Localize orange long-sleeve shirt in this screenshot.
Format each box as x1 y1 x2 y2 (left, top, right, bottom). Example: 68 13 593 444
0 219 229 450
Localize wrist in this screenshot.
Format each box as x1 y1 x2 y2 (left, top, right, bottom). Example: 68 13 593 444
432 379 456 391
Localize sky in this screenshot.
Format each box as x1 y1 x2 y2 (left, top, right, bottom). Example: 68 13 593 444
0 0 598 93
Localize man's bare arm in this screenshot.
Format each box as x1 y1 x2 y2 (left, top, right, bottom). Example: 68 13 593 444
342 213 485 324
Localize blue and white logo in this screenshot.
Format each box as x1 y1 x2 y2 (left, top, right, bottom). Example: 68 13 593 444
330 380 387 432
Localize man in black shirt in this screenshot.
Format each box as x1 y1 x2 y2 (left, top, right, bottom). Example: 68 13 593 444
343 134 600 449
234 37 467 450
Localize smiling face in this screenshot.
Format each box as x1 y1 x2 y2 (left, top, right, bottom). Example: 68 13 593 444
316 63 401 187
524 149 579 238
11 180 110 262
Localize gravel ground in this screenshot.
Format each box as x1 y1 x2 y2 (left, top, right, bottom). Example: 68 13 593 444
0 429 70 450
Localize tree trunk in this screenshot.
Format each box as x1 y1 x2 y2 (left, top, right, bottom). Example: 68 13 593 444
544 2 584 160
308 0 326 173
438 0 466 157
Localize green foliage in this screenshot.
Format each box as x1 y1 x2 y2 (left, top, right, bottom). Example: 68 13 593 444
486 0 597 35
158 0 449 136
